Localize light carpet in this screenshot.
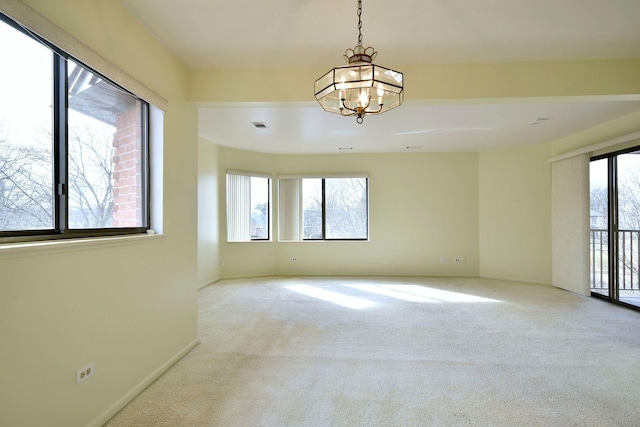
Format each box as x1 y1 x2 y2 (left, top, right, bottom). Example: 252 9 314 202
105 276 640 426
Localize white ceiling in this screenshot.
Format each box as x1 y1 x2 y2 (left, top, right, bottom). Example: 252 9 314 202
199 100 640 154
121 0 640 69
120 0 640 153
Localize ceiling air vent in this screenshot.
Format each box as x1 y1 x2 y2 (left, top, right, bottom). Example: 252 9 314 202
251 121 268 129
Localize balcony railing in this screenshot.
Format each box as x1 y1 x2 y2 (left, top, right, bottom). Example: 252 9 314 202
590 229 640 292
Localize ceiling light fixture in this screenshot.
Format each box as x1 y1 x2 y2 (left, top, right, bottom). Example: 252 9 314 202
314 0 403 124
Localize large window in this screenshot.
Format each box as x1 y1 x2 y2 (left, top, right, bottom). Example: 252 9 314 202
0 13 149 241
226 171 271 242
279 176 368 241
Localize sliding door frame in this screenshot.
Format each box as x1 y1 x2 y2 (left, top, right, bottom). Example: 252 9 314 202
591 145 640 311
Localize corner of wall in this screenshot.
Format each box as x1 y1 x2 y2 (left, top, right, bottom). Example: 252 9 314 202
479 142 553 285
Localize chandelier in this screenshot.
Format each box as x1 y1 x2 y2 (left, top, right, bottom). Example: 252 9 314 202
314 0 404 124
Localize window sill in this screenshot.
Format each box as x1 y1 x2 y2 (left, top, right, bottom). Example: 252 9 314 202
277 239 370 243
0 233 164 261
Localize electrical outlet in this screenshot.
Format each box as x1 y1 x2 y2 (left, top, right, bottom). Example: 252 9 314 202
292 257 298 261
454 257 467 262
76 363 94 385
440 257 445 264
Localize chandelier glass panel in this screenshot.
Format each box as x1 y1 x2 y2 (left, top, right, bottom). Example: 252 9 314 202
314 0 403 124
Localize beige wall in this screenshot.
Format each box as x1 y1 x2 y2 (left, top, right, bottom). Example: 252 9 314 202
190 60 640 103
3 1 640 425
551 109 640 156
191 27 640 288
216 143 556 283
217 146 479 278
198 138 220 287
548 110 640 295
479 142 553 284
0 1 198 426
194 50 640 288
217 147 279 278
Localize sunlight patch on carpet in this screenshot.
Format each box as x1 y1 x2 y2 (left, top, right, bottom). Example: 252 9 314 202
379 284 502 303
285 284 378 309
346 283 439 303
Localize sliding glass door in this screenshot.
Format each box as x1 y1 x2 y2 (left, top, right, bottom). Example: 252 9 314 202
617 152 640 306
590 158 609 298
590 148 640 308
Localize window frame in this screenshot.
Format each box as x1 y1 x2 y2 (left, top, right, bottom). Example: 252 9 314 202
225 171 272 243
278 175 369 242
0 12 151 243
590 144 640 312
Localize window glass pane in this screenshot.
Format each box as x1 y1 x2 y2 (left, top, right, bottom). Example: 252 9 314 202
302 178 323 239
67 60 145 228
616 151 640 305
0 20 54 231
250 176 269 239
325 177 368 239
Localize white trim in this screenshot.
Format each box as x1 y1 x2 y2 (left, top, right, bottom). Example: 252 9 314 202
149 106 165 234
218 273 278 280
479 274 553 287
88 339 199 427
226 170 272 179
277 239 369 243
0 0 168 111
0 234 164 261
278 173 369 179
548 130 640 163
198 279 220 290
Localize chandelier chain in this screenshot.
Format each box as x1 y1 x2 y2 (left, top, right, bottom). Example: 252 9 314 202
357 0 363 46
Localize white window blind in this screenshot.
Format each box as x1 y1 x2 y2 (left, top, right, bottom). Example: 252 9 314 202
278 178 303 241
226 171 271 242
226 174 251 242
551 154 590 295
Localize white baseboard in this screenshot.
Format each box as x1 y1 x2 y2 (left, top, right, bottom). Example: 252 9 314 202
217 273 278 281
198 278 220 290
88 338 199 427
479 274 552 287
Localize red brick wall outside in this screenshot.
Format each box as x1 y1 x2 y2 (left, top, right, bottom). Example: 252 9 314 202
112 103 143 227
